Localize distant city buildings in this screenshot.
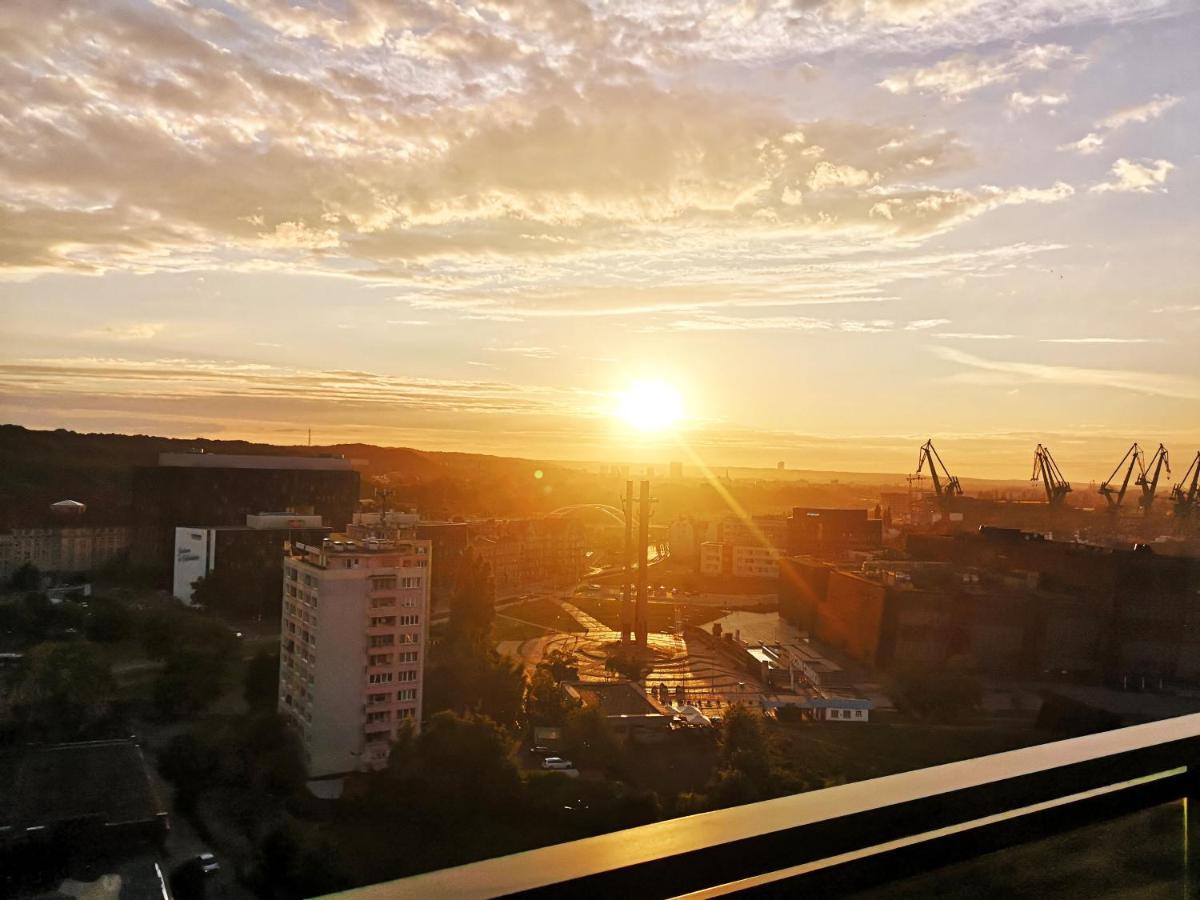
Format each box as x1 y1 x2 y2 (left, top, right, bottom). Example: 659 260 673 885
0 523 131 579
132 452 360 581
471 516 586 597
279 533 431 778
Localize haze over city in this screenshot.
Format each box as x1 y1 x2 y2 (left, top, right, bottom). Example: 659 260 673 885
2 0 1198 477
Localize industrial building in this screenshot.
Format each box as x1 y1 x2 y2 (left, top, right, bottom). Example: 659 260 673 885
787 507 882 558
171 513 331 614
279 534 431 779
132 452 360 582
779 528 1200 684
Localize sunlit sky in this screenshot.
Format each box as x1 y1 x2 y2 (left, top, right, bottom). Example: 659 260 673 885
1 0 1197 478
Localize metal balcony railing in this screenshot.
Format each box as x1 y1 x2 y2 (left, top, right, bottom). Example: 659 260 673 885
329 712 1200 898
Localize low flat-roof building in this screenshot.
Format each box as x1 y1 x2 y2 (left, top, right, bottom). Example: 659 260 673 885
562 680 674 741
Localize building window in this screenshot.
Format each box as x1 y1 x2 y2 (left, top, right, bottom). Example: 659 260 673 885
366 710 391 724
370 596 395 609
397 670 418 682
397 689 417 701
368 672 394 685
398 614 420 626
399 651 419 663
371 575 397 590
369 653 393 666
368 693 389 705
369 634 395 648
397 708 414 720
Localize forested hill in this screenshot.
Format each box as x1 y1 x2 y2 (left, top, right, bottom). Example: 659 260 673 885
0 425 562 527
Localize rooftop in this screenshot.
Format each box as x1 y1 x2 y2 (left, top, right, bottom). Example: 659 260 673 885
0 740 166 836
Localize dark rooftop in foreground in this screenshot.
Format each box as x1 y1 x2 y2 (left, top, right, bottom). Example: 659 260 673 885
0 740 166 842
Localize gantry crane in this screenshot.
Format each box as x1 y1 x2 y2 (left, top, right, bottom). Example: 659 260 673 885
915 439 962 509
1136 443 1171 512
1098 443 1144 511
1171 451 1200 520
1031 444 1072 506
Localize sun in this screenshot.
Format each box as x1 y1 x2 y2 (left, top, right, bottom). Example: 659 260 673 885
616 379 684 432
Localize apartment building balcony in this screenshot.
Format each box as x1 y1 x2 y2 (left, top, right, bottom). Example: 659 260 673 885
341 712 1200 898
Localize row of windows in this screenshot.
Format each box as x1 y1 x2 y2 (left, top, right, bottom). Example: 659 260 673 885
366 669 420 685
365 706 418 724
369 594 418 609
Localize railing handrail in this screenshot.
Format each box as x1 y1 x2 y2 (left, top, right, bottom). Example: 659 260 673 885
330 712 1200 899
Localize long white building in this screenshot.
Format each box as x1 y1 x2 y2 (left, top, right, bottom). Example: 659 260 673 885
278 534 431 778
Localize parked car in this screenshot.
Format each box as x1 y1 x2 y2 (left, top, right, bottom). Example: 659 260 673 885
195 853 220 876
527 745 553 757
542 757 575 770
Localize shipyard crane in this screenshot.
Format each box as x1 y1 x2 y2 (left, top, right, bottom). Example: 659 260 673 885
1136 443 1171 512
1170 451 1200 520
915 439 963 507
1031 444 1072 506
1098 442 1144 511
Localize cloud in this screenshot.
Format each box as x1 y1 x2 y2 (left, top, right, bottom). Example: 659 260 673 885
82 322 166 341
487 346 559 359
1007 91 1068 114
1039 336 1163 344
879 44 1082 101
1060 94 1181 154
932 346 1200 399
1090 158 1174 194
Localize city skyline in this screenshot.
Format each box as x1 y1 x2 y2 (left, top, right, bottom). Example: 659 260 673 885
2 0 1198 478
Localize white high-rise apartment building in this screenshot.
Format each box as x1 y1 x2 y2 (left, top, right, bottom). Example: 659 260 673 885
278 535 431 778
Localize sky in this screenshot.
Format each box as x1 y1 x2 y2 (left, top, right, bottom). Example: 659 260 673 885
1 0 1197 479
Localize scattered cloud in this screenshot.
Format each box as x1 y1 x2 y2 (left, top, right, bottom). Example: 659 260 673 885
933 346 1200 399
1060 94 1181 154
487 346 559 359
1039 336 1163 343
1090 158 1174 193
81 322 166 341
1008 91 1068 115
879 44 1082 102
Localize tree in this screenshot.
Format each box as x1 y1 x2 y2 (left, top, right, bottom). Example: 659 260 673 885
563 705 620 770
449 549 495 644
524 667 580 727
11 641 115 740
425 619 525 726
149 613 239 719
705 704 773 807
382 712 522 828
9 562 41 592
85 597 133 643
244 650 280 712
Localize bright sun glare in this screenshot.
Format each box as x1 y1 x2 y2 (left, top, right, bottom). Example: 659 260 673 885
616 379 684 432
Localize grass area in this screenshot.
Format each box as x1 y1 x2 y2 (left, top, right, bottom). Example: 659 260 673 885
767 719 1048 790
491 598 587 642
569 597 725 633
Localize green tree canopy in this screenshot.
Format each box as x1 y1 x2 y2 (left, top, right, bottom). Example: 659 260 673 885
11 641 116 740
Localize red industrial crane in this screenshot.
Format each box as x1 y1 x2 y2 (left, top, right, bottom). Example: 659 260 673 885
1136 443 1171 512
1098 443 1144 511
915 439 962 507
1031 444 1071 506
1170 451 1200 520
